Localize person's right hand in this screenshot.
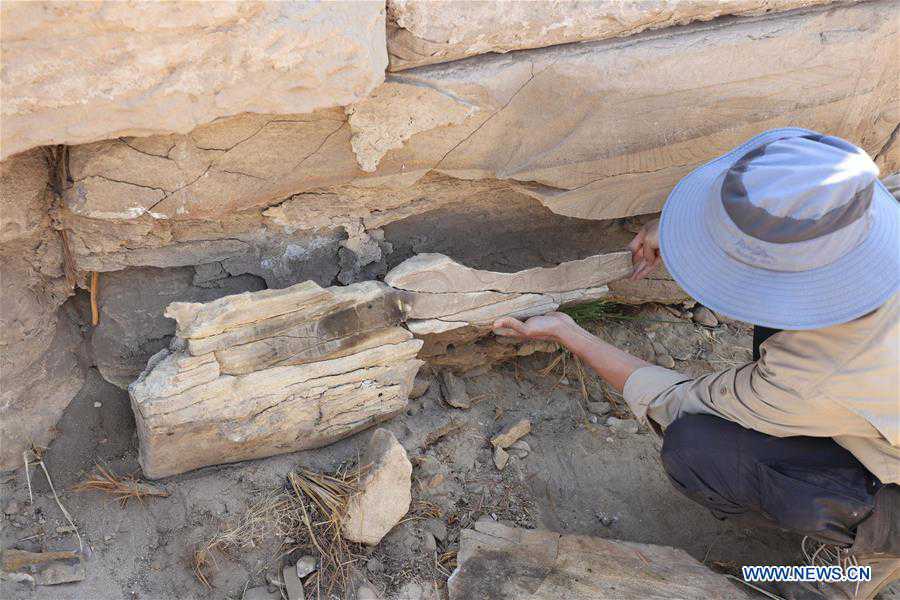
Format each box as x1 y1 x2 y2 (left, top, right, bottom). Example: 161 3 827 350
627 218 661 280
492 312 575 342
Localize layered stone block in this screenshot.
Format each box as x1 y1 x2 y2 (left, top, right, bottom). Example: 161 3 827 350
129 281 422 478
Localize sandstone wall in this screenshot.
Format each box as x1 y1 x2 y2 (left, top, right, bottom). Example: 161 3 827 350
386 0 845 70
1 0 897 470
0 150 84 469
0 1 387 159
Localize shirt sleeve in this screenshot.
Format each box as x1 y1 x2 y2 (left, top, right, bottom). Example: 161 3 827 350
623 339 875 439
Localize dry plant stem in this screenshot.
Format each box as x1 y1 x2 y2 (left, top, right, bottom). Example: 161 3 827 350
36 457 83 552
22 451 34 517
90 271 100 326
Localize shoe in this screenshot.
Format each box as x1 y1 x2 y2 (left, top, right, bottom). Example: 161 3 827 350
801 537 899 599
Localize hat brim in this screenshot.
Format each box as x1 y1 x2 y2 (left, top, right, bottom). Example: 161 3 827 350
659 127 900 330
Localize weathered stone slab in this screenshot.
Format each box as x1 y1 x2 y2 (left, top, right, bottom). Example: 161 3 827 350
399 289 516 320
167 280 331 339
391 1 899 218
216 326 412 376
385 252 631 293
386 0 842 70
449 522 751 600
1 1 387 158
182 281 405 356
130 339 424 479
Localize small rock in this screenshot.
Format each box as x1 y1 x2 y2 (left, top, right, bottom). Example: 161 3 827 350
422 531 438 553
439 371 470 409
356 583 382 600
490 419 531 449
560 377 570 385
606 416 639 434
409 374 431 400
4 499 21 515
682 300 697 309
682 311 694 319
423 518 447 542
586 401 611 416
588 414 598 424
93 402 102 408
343 429 412 545
493 446 509 470
294 555 317 579
655 354 675 368
282 564 305 600
507 440 530 458
243 586 280 600
692 306 719 327
366 557 384 575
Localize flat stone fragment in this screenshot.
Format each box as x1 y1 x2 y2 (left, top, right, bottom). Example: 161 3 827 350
282 564 305 600
343 429 413 545
385 252 632 294
439 371 470 409
448 522 752 599
491 419 532 449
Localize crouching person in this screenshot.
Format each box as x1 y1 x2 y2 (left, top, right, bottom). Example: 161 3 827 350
494 129 898 599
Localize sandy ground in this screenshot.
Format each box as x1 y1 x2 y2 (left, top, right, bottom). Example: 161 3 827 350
1 305 889 599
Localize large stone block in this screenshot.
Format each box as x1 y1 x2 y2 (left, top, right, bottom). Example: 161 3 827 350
449 521 751 599
1 1 387 159
386 0 843 70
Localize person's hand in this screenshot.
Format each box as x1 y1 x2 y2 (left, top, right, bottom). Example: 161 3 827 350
627 218 661 280
492 312 576 342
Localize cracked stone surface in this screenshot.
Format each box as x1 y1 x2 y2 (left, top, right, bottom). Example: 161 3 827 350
57 0 898 244
386 0 843 70
129 281 423 478
1 1 387 159
449 521 752 599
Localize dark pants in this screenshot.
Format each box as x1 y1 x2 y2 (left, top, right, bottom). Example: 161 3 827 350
661 414 877 545
660 326 880 545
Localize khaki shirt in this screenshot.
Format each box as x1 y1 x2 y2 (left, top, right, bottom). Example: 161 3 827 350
623 294 900 484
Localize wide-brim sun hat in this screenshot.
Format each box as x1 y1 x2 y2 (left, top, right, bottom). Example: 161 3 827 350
659 127 899 330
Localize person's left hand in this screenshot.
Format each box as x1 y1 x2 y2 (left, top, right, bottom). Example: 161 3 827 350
492 312 575 342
